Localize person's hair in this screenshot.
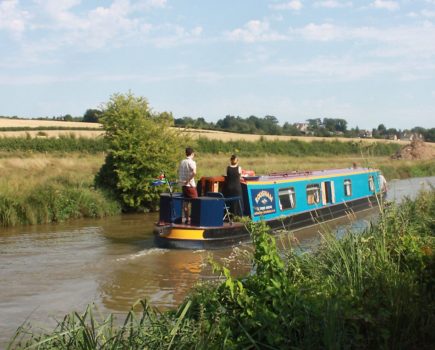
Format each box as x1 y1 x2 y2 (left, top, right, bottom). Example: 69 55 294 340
185 147 194 156
230 154 238 165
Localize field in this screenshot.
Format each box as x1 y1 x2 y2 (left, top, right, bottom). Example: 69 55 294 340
0 118 433 227
1 118 428 148
0 118 101 129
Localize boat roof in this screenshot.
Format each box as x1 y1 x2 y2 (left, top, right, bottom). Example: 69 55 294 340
244 167 378 184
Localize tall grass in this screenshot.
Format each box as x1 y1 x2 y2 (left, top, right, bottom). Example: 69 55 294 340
0 154 120 226
10 190 435 349
0 177 120 226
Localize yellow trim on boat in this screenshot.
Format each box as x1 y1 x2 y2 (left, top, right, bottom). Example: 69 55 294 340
167 228 205 240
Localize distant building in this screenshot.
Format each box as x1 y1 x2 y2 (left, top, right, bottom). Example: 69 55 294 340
400 132 424 142
294 122 309 134
359 129 372 138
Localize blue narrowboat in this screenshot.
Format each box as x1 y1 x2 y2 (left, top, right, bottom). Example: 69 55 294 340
154 167 386 249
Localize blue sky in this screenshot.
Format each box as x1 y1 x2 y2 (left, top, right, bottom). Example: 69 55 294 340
1 0 434 129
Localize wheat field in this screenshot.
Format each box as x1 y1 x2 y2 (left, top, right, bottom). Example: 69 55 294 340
1 118 433 150
0 117 415 146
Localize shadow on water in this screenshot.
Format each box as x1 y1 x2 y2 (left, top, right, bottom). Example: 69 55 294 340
0 176 434 345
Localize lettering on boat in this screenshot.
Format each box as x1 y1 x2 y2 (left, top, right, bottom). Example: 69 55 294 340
251 188 276 216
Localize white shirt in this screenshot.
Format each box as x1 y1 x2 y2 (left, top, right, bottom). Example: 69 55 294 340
178 156 196 187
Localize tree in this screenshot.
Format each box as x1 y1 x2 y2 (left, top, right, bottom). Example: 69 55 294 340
377 124 387 134
83 109 102 123
95 92 183 210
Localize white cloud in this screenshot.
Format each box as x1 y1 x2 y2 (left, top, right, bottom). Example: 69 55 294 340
264 56 397 82
147 0 167 8
0 0 30 37
371 0 399 11
293 23 342 41
226 20 287 43
9 0 194 53
270 1 303 11
313 1 353 8
148 24 203 48
290 22 435 60
132 0 168 11
421 9 435 18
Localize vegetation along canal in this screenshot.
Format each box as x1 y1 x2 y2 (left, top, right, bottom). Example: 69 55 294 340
0 176 434 345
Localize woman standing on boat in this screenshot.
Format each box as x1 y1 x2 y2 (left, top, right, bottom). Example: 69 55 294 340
225 154 243 217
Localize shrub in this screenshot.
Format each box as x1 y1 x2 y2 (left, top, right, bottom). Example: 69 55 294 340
95 92 184 211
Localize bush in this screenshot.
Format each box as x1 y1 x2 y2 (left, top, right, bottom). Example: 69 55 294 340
95 92 184 211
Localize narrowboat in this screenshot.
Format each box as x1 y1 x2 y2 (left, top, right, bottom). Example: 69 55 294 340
154 168 386 249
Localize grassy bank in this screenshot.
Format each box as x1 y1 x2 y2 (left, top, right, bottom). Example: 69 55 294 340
10 190 435 349
0 154 120 226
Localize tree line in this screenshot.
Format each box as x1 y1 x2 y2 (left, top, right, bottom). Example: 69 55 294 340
2 109 434 142
174 115 435 142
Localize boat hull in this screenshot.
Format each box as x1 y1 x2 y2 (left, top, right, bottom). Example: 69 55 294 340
154 194 383 250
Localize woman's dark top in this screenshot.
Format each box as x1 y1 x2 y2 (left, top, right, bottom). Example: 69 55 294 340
225 165 243 216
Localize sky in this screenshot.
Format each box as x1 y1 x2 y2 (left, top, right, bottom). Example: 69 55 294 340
0 0 434 130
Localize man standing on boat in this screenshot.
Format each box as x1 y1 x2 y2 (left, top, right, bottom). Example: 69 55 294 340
179 147 198 224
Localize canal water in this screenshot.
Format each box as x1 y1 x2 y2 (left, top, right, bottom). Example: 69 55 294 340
0 176 434 345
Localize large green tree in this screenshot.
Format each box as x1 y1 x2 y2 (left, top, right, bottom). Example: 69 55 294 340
95 92 182 210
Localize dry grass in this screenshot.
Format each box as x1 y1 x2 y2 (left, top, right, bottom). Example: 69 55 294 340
0 130 104 138
0 153 104 196
179 128 418 145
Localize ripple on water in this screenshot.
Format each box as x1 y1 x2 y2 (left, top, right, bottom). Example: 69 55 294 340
116 248 169 262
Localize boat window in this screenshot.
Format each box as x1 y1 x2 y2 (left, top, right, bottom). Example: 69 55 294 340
306 184 321 205
344 179 352 196
279 187 296 210
368 176 375 192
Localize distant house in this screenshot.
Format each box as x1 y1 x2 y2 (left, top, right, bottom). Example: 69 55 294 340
294 122 309 134
400 132 424 142
388 134 398 141
359 129 372 138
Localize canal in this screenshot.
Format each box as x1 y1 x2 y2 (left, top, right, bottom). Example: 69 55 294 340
0 176 434 345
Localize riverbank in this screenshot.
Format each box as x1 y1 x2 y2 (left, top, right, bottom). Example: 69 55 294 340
9 189 435 349
0 152 434 227
0 154 120 226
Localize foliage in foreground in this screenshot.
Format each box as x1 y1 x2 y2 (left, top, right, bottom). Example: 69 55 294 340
9 190 435 349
